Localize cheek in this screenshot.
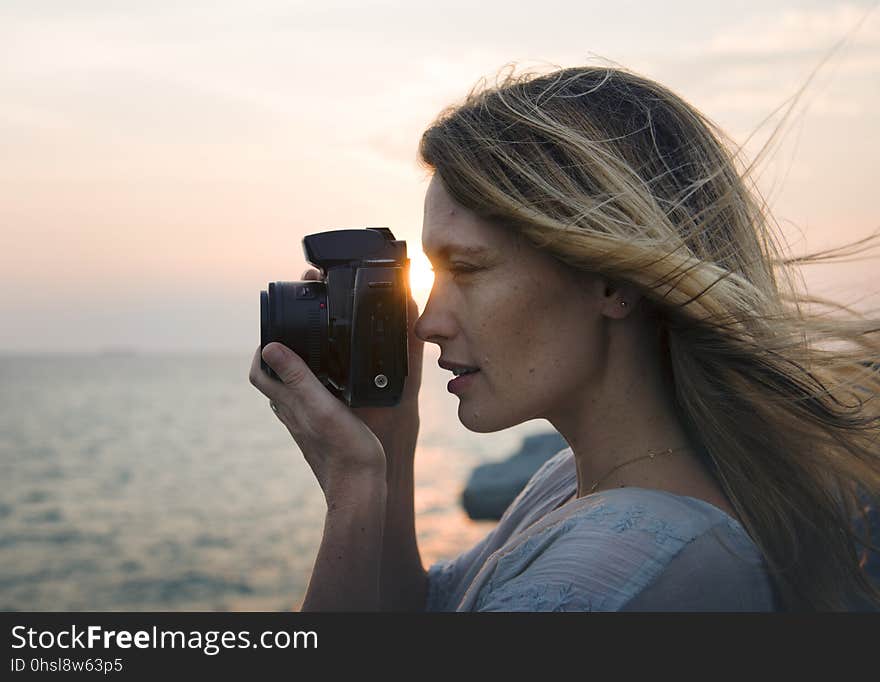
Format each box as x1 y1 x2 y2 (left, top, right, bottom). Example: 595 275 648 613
472 278 535 340
474 277 585 379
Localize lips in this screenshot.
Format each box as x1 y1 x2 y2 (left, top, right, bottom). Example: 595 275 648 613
438 359 480 373
447 368 480 395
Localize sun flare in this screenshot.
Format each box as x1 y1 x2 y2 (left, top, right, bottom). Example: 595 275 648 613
408 252 435 308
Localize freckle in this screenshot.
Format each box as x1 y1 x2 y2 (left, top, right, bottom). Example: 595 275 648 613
529 367 535 373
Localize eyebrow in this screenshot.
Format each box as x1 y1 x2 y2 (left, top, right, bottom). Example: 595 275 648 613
422 245 491 259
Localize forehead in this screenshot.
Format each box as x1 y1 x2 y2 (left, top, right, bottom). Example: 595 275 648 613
421 176 500 258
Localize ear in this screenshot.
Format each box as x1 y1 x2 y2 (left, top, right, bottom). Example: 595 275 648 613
600 279 642 320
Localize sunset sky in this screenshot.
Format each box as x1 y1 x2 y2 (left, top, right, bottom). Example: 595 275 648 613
1 0 878 352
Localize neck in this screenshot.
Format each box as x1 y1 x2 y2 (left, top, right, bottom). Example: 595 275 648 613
545 319 711 499
562 405 699 498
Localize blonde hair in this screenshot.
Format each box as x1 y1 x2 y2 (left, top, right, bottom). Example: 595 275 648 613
418 62 880 611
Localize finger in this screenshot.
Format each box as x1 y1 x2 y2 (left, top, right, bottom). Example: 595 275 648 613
249 346 285 403
301 268 321 280
406 295 422 344
260 343 339 411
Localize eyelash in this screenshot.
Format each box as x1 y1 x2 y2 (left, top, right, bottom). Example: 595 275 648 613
430 264 477 277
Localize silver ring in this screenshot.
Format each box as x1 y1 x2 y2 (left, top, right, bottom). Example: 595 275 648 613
270 400 279 414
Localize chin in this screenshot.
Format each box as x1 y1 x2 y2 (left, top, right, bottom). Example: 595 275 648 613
457 403 526 434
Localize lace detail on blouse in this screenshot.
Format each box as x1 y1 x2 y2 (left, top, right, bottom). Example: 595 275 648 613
476 581 595 612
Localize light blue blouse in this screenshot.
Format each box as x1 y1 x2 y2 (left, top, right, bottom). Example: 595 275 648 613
426 447 780 611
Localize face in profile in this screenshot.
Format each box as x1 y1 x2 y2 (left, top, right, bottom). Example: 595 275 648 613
414 175 614 433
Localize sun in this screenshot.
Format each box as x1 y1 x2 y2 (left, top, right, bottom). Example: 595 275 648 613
408 251 435 309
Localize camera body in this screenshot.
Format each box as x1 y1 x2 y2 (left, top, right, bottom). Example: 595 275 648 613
260 227 409 407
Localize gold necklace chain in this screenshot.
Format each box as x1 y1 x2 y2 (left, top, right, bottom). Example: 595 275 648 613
587 446 688 494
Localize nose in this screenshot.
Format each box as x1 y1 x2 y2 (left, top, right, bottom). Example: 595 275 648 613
413 294 454 345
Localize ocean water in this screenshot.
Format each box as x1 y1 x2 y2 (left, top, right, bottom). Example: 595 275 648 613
0 348 552 611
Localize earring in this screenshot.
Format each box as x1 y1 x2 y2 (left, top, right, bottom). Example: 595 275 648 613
619 300 627 308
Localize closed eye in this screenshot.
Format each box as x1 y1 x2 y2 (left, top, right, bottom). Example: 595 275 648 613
430 263 478 276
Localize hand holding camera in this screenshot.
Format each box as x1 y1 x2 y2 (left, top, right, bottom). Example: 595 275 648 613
249 228 423 501
249 340 387 502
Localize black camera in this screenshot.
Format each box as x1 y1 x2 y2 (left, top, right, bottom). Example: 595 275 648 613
260 227 410 407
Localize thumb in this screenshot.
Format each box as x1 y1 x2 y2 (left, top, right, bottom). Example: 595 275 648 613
406 295 421 338
262 342 318 390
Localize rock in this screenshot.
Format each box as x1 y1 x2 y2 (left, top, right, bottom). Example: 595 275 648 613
850 486 880 610
461 431 568 520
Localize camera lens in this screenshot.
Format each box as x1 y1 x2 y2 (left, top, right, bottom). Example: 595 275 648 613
260 280 329 380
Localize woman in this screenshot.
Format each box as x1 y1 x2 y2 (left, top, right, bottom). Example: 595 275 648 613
250 64 880 611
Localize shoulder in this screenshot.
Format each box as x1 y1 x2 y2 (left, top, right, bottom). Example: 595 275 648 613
618 526 780 611
475 487 772 611
509 486 750 555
